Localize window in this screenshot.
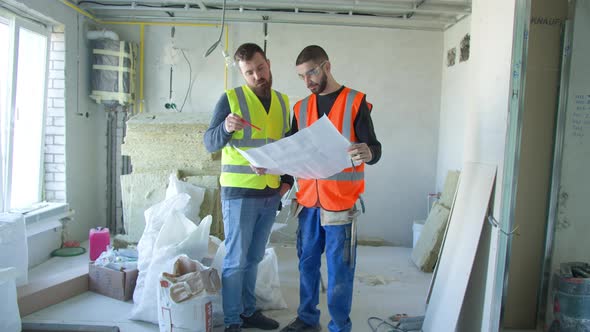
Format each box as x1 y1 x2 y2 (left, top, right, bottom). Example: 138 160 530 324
0 13 50 212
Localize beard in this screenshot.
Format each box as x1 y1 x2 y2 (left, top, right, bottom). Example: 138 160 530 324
250 72 272 98
308 73 327 95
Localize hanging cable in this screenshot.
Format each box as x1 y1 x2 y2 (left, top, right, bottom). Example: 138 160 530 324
262 15 269 54
179 49 194 112
204 0 226 57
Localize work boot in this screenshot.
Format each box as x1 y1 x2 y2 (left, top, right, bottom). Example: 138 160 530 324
241 310 280 330
280 317 321 332
225 324 242 332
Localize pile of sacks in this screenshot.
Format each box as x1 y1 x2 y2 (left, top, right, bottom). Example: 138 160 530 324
129 174 286 331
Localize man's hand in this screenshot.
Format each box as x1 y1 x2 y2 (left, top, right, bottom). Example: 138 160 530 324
224 113 245 133
348 143 372 164
250 165 267 176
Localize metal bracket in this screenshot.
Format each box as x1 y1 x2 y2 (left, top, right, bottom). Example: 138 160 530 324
487 215 520 237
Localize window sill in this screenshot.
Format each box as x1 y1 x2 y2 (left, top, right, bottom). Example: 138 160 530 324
11 202 71 237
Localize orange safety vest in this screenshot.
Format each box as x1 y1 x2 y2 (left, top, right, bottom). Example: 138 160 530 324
294 87 370 211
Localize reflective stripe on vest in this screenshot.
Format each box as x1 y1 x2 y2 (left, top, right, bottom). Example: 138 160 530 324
221 86 289 189
229 86 288 145
297 89 364 181
222 164 255 174
294 87 366 210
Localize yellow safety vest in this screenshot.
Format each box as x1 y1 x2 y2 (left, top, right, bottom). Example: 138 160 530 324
220 85 290 189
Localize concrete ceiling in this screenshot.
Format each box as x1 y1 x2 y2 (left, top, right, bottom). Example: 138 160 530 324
74 0 472 31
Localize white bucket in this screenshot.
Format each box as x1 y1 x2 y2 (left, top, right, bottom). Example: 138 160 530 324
412 221 425 248
0 267 22 332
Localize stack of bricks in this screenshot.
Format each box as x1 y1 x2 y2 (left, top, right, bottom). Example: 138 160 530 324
44 25 66 203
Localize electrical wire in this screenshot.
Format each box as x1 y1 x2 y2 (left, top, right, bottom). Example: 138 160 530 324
78 0 199 9
367 317 407 332
204 0 227 57
179 49 194 112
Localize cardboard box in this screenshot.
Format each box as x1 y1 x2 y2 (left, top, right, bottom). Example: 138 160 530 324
88 263 138 301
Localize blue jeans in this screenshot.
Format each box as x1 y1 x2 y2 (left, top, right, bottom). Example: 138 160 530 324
221 195 281 326
297 207 356 332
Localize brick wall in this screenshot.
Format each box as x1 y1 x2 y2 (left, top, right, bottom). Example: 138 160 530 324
44 25 66 202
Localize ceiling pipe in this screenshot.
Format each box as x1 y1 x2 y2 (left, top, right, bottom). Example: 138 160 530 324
80 1 471 16
98 12 448 31
81 7 460 23
87 8 458 25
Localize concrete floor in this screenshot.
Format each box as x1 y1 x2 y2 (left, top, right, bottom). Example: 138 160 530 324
22 244 432 332
20 241 546 332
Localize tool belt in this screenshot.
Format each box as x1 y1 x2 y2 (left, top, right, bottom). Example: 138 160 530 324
320 206 360 226
288 201 360 226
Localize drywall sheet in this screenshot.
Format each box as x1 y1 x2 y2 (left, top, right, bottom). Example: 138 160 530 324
423 162 496 332
236 116 353 179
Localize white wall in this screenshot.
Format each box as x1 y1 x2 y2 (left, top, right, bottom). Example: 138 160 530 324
15 0 106 242
436 18 470 192
458 0 517 330
111 22 443 246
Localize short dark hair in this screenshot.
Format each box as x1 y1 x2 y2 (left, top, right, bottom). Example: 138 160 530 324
296 45 329 66
234 43 266 62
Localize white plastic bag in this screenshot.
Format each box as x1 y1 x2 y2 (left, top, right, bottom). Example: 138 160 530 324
0 213 28 286
0 267 21 332
211 243 287 311
134 193 191 305
165 173 206 224
130 207 212 324
255 248 287 310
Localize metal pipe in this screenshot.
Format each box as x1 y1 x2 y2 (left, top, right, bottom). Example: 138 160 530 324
59 0 100 22
139 24 144 113
80 1 470 16
97 12 449 31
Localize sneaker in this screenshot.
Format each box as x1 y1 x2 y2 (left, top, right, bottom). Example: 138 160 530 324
280 317 321 332
241 310 280 330
225 324 242 332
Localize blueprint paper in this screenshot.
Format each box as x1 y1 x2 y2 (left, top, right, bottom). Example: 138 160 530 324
235 116 352 179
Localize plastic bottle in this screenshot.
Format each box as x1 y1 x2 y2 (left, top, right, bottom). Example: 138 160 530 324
89 227 110 261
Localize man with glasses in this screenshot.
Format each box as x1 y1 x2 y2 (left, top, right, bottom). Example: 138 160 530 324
204 43 292 332
281 45 381 332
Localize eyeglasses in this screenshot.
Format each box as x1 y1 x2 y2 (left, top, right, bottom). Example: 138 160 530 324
297 61 327 80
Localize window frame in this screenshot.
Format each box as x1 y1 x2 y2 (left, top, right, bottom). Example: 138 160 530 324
0 10 51 212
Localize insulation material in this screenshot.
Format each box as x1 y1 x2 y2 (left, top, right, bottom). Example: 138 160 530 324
120 113 223 241
120 171 177 243
411 202 450 272
90 39 137 106
121 112 220 176
410 170 459 272
438 170 460 209
185 175 224 240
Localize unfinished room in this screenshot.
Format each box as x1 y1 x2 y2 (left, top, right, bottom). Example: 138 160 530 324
1 0 589 331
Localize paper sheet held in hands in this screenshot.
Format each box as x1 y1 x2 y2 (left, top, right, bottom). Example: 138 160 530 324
235 116 352 179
